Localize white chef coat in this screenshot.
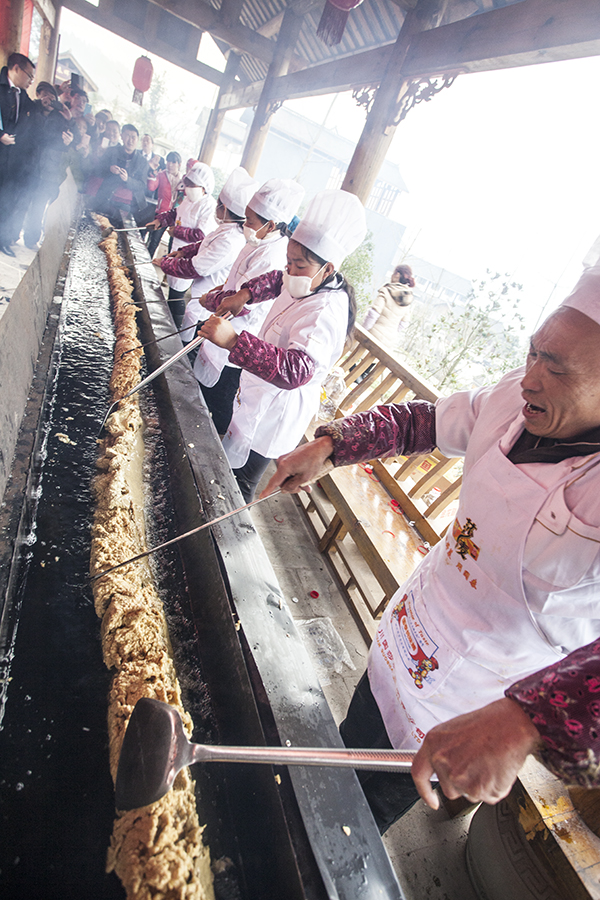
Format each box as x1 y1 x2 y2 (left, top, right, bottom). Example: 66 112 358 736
166 194 217 293
369 367 600 750
179 223 246 340
223 283 349 469
193 234 288 388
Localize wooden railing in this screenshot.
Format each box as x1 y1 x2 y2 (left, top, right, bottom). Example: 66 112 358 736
297 325 463 641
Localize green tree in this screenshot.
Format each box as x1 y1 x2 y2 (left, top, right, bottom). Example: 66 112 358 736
402 271 527 393
340 231 375 320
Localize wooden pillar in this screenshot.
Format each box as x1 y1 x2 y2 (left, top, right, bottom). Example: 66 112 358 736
199 50 241 165
342 0 449 203
34 2 61 87
241 6 302 176
0 0 25 68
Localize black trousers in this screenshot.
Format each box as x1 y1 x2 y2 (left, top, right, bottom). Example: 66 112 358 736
167 287 186 328
200 366 242 436
146 226 166 258
233 450 271 503
340 671 420 834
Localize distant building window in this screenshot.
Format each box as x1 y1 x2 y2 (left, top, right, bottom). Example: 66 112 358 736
326 166 345 191
366 180 401 217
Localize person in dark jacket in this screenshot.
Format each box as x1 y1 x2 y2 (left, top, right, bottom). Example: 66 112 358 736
0 53 38 255
93 124 157 220
21 81 74 249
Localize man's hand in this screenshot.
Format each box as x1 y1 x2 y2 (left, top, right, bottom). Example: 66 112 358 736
215 288 251 318
199 316 238 350
167 225 175 236
118 167 128 182
62 131 73 146
260 437 335 498
1 133 16 146
411 697 541 809
151 256 164 267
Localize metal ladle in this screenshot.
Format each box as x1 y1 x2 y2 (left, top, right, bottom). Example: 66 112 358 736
115 697 417 810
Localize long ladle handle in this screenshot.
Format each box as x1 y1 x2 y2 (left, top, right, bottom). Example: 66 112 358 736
193 743 416 773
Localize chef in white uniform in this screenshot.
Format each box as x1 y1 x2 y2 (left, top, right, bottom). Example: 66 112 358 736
165 163 216 294
261 264 600 831
177 167 257 340
199 189 367 502
193 178 305 435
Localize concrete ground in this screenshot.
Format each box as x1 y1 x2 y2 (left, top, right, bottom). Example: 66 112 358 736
252 465 480 900
0 239 37 322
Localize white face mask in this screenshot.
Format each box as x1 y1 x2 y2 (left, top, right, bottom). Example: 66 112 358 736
185 186 204 203
282 264 326 299
243 222 270 246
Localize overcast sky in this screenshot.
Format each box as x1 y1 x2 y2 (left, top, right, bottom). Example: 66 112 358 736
60 9 600 329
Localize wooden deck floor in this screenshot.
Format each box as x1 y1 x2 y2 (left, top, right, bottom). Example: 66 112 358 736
253 464 479 900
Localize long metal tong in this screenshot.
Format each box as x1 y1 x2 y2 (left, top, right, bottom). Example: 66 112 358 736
90 490 280 582
97 314 231 436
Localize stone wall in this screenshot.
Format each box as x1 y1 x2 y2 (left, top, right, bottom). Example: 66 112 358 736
0 173 81 503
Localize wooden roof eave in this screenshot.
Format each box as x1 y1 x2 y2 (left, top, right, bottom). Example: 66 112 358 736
219 0 600 111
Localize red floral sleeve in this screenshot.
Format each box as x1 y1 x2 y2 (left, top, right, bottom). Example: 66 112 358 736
160 256 197 278
506 640 600 787
202 289 249 317
172 225 205 243
314 402 437 466
156 208 176 227
243 269 284 304
228 330 315 389
179 241 202 259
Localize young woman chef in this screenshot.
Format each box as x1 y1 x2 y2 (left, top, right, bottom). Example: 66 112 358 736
147 161 216 325
154 166 257 327
199 189 367 502
192 177 305 435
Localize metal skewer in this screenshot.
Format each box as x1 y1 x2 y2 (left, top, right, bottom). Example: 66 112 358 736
120 320 204 357
97 314 231 436
90 490 281 582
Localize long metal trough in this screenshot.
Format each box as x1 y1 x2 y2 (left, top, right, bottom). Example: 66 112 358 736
0 214 404 900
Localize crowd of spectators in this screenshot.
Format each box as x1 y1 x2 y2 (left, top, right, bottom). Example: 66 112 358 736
0 51 176 257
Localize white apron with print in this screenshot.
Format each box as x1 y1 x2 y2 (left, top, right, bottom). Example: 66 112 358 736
223 285 348 469
369 415 600 750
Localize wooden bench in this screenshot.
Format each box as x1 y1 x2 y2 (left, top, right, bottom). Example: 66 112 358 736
296 325 463 642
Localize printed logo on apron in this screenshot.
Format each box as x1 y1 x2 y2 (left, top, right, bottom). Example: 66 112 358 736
388 591 440 690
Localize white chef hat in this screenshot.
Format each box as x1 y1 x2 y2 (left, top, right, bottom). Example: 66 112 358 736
560 265 600 326
219 167 258 218
186 162 214 195
248 178 305 226
292 189 367 268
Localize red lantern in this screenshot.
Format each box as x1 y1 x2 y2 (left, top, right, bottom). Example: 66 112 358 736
317 0 365 46
132 55 153 105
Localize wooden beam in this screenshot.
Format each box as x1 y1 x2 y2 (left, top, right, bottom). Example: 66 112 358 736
403 0 600 75
146 0 276 64
341 0 449 202
199 50 241 165
62 0 224 86
220 0 600 110
220 45 395 110
241 6 303 175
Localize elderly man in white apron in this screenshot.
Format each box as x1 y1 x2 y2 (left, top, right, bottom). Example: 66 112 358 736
262 265 600 832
